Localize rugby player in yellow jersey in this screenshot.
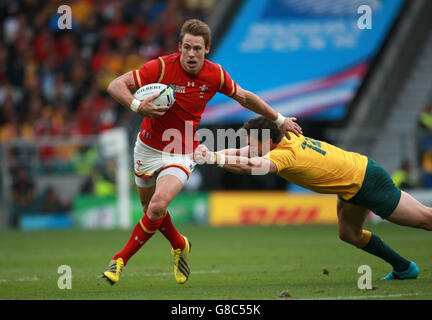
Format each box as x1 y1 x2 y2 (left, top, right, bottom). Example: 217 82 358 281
194 116 432 280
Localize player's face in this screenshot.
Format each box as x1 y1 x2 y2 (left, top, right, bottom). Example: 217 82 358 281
179 33 210 74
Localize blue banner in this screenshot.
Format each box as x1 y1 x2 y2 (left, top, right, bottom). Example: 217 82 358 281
204 0 404 123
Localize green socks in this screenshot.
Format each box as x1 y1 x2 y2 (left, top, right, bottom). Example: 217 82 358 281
362 232 410 272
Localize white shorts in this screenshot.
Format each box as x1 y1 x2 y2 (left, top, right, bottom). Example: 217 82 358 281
133 134 197 188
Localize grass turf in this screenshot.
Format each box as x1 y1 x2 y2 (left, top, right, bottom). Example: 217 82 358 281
0 223 431 300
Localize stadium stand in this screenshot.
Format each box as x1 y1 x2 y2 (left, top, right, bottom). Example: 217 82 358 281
332 0 432 182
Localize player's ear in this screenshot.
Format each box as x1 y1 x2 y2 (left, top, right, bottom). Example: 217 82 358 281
205 45 210 54
178 42 182 52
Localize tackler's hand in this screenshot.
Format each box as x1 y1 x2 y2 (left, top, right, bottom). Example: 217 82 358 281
278 117 303 140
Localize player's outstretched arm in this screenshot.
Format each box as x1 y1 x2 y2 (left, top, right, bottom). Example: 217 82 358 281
193 144 277 175
107 71 169 118
219 146 250 157
232 85 303 139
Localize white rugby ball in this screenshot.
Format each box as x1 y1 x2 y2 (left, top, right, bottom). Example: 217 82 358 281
134 83 176 107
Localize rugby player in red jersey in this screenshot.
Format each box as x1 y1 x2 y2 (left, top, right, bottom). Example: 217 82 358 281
102 19 302 285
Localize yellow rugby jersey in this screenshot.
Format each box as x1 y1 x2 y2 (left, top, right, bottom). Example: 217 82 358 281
263 134 368 200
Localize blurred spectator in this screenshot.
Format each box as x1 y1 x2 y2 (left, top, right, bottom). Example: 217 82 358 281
80 174 95 194
391 160 414 190
421 150 432 188
417 103 432 188
5 145 36 172
94 170 116 197
80 166 116 197
9 166 37 226
183 0 216 21
38 186 71 213
419 105 432 131
71 146 99 176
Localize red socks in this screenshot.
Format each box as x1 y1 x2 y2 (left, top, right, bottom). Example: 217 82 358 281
113 214 163 265
159 211 186 251
113 211 185 265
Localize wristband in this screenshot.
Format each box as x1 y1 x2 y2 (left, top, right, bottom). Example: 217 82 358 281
217 153 226 168
130 98 141 112
209 152 217 164
274 112 285 127
208 152 225 167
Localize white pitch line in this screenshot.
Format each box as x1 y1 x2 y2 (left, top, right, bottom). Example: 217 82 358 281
0 276 40 283
299 292 425 300
142 270 221 277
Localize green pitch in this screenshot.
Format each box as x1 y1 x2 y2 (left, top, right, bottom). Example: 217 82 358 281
0 223 431 300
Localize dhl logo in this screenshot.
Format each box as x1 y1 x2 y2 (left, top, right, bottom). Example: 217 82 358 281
209 192 338 226
240 206 320 224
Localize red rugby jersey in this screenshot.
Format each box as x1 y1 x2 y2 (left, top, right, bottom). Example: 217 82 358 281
132 53 237 154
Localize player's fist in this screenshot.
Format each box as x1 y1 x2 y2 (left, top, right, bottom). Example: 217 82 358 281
138 93 170 118
194 144 211 164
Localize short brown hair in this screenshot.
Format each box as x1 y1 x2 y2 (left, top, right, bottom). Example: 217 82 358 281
179 19 211 48
242 116 283 143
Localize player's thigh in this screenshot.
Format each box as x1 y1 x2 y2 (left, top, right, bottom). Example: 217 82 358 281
387 191 432 230
337 198 370 241
146 170 186 219
156 174 184 198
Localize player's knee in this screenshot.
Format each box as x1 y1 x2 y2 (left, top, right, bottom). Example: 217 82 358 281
338 230 362 246
419 207 432 230
147 193 169 219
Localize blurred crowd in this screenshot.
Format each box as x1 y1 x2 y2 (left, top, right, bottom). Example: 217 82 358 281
417 103 432 188
0 0 215 223
392 101 432 190
389 102 432 190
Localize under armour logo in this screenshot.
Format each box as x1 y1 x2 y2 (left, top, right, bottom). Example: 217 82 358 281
187 81 195 87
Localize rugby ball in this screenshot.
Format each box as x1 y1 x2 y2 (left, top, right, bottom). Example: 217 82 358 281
134 83 176 107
